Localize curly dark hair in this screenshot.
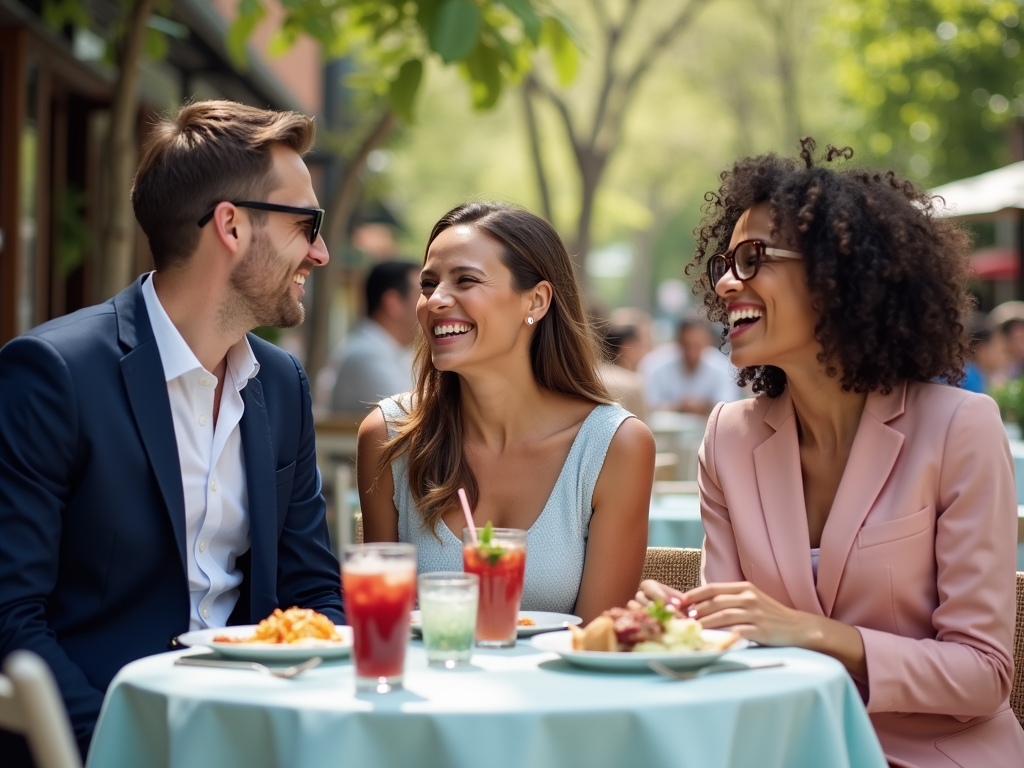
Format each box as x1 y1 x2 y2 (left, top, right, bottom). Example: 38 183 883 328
686 138 974 398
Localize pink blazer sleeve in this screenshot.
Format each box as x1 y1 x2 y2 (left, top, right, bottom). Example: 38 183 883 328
698 402 746 584
858 394 1017 717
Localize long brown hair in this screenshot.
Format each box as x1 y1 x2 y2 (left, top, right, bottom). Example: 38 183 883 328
380 202 611 535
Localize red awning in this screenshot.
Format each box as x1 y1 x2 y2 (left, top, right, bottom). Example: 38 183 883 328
970 247 1019 280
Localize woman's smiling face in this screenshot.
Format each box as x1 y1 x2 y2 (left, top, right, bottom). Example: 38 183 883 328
715 203 821 371
417 224 535 373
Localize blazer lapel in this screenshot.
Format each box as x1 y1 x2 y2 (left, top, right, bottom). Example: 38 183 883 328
239 377 278 620
815 383 906 616
752 391 823 615
116 277 187 573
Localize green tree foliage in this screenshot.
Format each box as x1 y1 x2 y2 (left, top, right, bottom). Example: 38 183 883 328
828 0 1024 183
231 0 572 123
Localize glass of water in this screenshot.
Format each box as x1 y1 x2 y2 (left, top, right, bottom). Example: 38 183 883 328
418 572 478 667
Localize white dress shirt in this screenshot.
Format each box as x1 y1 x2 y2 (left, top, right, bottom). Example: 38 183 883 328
142 274 259 630
639 345 745 411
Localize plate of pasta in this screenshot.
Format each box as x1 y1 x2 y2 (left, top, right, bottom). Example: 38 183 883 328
178 607 353 662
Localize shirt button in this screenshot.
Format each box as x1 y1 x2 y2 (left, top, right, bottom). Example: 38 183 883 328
211 480 218 492
200 377 210 387
201 605 210 619
199 539 207 553
199 415 207 426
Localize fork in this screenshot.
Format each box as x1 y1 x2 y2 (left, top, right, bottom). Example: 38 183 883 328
174 655 323 678
647 659 784 680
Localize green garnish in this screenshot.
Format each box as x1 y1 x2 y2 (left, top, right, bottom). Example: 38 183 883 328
645 600 673 625
477 521 506 566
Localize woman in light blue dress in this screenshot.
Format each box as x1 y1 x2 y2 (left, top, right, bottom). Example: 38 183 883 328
357 203 655 622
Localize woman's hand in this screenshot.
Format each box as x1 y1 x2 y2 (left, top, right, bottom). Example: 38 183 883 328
633 579 867 678
670 581 821 648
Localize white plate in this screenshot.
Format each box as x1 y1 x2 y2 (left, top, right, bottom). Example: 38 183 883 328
530 629 749 671
178 625 353 662
410 610 582 637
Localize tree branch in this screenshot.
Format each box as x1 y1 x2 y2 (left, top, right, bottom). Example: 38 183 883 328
306 108 396 377
526 73 584 161
623 0 711 96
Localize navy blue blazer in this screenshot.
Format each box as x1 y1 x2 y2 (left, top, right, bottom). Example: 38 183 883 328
0 275 344 757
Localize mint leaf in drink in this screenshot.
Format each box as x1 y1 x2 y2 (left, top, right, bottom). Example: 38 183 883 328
477 521 505 566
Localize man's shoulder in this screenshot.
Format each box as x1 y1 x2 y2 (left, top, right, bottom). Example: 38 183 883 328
6 302 119 364
247 333 302 379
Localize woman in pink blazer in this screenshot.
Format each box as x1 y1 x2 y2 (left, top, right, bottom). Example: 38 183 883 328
640 140 1024 767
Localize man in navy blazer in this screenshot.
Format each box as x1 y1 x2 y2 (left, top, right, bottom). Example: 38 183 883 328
0 101 344 764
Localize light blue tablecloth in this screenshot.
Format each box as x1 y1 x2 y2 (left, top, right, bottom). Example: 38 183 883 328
87 644 886 768
648 494 1024 569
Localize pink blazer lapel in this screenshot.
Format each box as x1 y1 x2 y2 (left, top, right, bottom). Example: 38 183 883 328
815 383 906 616
752 390 823 616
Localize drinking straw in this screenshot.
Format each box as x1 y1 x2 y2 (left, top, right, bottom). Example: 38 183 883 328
457 487 478 545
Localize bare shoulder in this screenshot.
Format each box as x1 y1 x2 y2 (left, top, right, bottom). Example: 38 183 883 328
607 414 656 458
600 415 656 483
357 406 389 446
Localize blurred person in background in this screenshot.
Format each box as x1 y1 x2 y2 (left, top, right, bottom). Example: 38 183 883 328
988 301 1024 380
600 319 648 422
330 260 419 413
639 314 744 414
961 312 1007 394
607 307 653 371
357 202 655 623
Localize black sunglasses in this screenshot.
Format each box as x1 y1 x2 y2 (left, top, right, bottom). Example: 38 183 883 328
197 201 325 244
706 239 803 287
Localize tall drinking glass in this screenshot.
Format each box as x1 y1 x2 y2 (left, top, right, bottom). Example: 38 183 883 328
418 572 478 667
342 543 416 692
462 528 527 647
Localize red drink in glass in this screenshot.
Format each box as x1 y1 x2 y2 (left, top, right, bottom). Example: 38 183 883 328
462 528 527 647
342 543 416 691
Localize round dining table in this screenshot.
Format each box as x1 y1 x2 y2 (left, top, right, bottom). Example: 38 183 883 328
86 641 886 768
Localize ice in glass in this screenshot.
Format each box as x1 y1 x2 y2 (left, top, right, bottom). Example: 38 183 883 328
342 543 417 692
462 525 527 647
418 572 478 666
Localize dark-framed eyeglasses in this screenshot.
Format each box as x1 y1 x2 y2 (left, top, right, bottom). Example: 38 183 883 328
197 201 325 244
706 239 803 287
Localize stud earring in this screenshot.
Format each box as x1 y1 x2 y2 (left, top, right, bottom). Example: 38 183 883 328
527 316 535 325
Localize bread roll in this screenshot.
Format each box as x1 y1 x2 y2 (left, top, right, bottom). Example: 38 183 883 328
569 615 617 652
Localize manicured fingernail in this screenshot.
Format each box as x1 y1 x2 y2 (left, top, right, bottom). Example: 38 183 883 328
687 608 698 618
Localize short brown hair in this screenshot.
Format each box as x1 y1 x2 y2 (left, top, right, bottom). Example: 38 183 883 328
131 100 316 270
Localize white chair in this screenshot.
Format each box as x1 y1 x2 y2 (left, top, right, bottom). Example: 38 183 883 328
0 650 82 768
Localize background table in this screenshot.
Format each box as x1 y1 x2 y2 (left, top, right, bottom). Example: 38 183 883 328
648 494 1024 569
87 644 886 768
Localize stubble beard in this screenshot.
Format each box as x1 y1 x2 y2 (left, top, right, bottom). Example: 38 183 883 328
227 228 306 331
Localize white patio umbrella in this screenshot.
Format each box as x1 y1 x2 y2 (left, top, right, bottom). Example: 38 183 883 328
930 161 1024 220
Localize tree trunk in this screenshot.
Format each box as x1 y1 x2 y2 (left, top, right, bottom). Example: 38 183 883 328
97 0 156 301
521 85 553 223
305 110 396 380
572 152 606 293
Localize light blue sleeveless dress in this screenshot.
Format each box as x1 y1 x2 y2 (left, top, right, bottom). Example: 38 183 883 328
378 396 634 614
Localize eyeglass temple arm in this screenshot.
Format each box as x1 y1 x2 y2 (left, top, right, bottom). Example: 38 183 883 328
764 247 802 259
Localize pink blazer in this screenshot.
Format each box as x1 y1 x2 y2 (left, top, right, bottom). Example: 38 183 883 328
700 381 1024 768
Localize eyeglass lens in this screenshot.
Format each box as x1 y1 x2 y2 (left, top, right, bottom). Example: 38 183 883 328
708 241 764 286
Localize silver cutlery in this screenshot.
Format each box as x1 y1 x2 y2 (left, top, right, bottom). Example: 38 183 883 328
174 655 323 678
647 659 784 681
